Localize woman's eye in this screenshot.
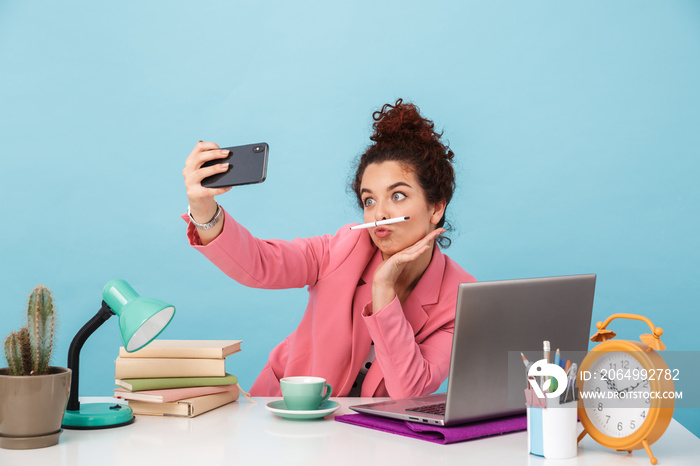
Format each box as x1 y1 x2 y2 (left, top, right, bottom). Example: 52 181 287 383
363 197 375 207
392 192 406 201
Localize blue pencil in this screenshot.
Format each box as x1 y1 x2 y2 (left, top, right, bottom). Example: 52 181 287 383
551 349 561 391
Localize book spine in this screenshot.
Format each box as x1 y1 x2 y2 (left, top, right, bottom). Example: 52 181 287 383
114 385 236 403
119 348 227 359
114 357 226 379
118 340 241 359
188 390 239 417
115 374 238 391
128 390 239 417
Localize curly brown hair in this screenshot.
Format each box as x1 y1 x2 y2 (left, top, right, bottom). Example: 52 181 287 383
351 99 456 248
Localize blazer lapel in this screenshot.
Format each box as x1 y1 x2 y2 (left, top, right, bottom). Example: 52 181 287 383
339 248 381 395
361 247 448 397
402 246 446 336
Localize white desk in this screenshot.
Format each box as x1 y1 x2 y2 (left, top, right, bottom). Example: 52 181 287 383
1 397 698 465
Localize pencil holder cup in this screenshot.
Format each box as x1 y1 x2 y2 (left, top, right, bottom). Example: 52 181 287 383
525 389 578 459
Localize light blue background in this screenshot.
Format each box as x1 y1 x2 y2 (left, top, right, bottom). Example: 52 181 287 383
1 1 698 437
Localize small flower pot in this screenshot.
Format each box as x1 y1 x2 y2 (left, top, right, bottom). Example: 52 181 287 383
0 366 71 449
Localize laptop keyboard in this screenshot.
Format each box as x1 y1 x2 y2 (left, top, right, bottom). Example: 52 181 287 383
406 402 446 415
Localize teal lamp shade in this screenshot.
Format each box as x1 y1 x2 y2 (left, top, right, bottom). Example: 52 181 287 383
103 279 175 352
62 279 175 429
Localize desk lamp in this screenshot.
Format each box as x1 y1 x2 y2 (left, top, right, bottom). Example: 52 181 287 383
62 279 175 429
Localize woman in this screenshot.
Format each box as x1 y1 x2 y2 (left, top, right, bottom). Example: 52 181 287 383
182 99 476 399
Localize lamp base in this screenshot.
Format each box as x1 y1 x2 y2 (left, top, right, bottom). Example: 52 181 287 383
62 402 135 429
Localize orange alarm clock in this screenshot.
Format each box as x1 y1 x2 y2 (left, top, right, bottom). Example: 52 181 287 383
576 313 675 465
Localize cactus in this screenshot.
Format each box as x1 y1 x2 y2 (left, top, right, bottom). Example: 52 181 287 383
4 328 32 376
3 285 56 376
26 286 55 374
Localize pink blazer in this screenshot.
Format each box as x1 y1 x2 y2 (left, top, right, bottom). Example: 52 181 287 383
184 209 476 399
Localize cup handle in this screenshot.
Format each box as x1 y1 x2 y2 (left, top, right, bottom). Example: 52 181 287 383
321 383 332 404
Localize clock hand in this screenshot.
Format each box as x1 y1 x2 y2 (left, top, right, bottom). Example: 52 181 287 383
617 382 640 394
602 373 618 392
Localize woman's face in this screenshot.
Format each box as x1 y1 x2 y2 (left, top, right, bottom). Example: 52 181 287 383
359 161 445 258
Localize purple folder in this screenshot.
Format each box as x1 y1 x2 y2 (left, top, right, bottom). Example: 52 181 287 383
335 413 527 445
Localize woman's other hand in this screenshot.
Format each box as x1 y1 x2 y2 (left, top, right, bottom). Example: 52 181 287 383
371 228 445 312
183 141 232 243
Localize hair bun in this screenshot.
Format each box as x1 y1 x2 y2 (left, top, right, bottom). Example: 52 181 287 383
370 99 450 161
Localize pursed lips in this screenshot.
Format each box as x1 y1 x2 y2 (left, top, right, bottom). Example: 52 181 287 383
373 227 392 238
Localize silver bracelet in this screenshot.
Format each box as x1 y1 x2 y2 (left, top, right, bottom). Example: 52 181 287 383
187 203 223 230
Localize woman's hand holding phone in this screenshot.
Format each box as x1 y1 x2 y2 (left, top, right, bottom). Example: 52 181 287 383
183 141 232 244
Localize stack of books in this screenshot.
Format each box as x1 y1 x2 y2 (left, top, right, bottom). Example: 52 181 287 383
114 340 242 418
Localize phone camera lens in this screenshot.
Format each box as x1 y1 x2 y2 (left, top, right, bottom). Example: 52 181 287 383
253 146 263 153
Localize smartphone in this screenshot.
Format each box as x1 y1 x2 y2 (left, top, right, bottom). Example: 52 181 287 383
201 143 269 188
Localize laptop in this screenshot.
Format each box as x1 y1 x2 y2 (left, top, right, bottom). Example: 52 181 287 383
350 274 596 426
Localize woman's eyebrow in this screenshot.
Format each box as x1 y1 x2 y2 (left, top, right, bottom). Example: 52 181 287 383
387 181 412 191
360 181 413 195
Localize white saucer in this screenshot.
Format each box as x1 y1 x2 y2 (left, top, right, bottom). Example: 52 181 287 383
265 400 340 420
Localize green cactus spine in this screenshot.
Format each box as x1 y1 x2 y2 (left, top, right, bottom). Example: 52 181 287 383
26 286 55 375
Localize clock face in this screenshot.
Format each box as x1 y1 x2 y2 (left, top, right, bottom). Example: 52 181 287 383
581 352 651 438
